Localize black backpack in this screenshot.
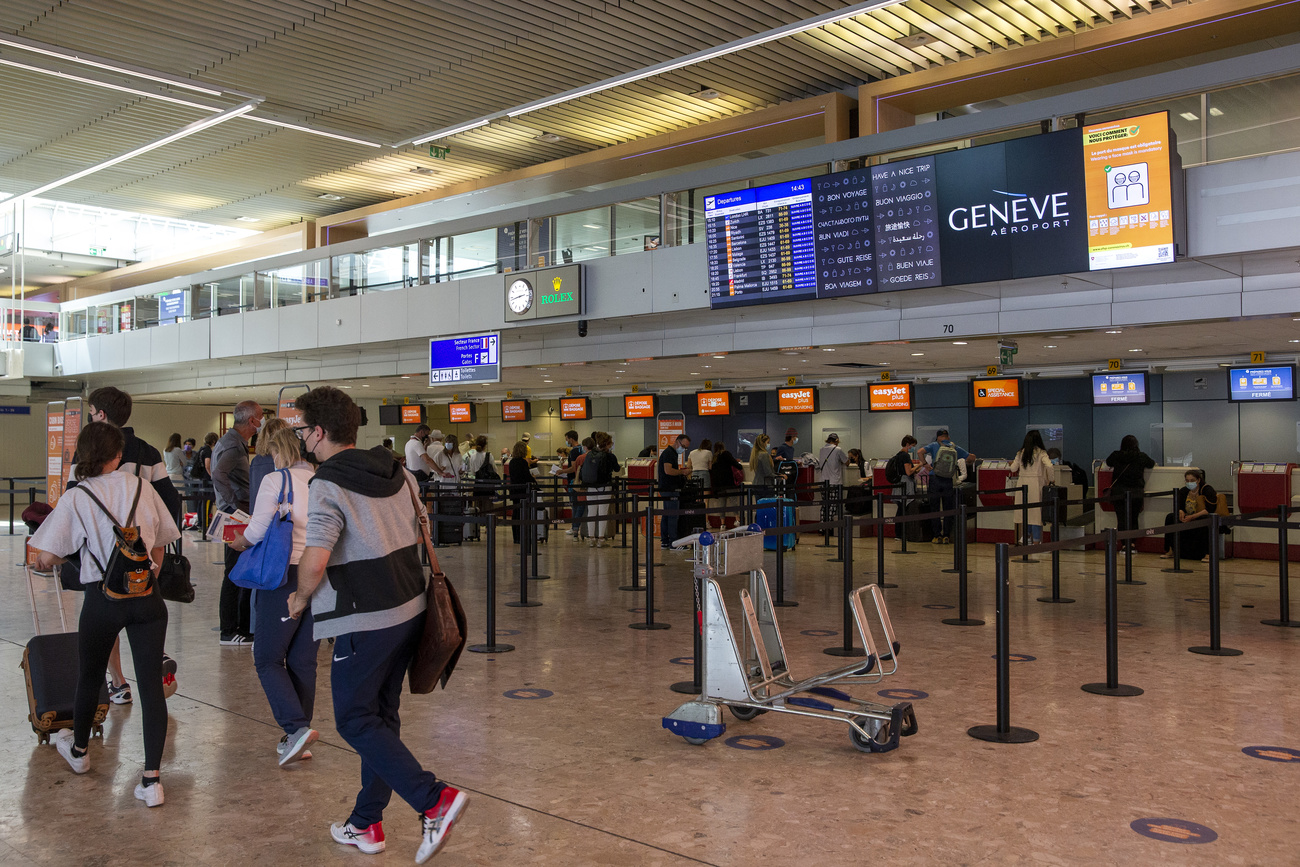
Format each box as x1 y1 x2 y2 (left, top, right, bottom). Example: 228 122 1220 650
579 451 609 486
884 452 907 485
189 448 209 481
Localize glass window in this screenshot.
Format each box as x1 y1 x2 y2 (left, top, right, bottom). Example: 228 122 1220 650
1084 96 1205 167
553 206 611 263
433 228 498 281
333 244 417 295
134 295 159 328
614 198 660 255
263 264 313 307
194 284 215 319
1207 74 1300 164
209 275 251 315
65 309 88 340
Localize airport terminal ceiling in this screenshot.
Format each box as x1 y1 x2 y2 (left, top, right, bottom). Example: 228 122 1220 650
0 0 1224 232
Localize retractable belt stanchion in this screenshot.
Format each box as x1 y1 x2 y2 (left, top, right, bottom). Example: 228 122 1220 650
1082 529 1143 696
827 486 845 564
942 503 983 626
670 564 703 695
618 484 629 548
1262 503 1300 628
1190 514 1242 656
1016 485 1038 563
1038 497 1075 604
773 512 796 607
527 489 550 581
1121 499 1145 585
875 492 889 588
895 490 916 555
620 493 645 592
631 499 669 630
505 497 541 609
942 496 963 574
968 543 1038 744
468 515 515 654
825 508 866 658
1162 488 1194 574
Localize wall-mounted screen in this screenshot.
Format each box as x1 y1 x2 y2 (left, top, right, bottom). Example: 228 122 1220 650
448 402 477 424
1227 365 1296 403
624 394 658 419
867 382 912 412
696 391 732 416
560 397 590 420
776 386 819 414
972 378 1022 408
1091 372 1150 405
378 404 426 426
500 399 531 422
705 112 1175 310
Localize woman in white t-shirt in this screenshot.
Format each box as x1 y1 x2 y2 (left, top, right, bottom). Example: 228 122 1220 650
30 422 179 807
228 425 319 767
687 439 714 490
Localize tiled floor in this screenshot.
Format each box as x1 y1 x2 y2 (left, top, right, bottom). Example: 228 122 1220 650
3 528 1299 865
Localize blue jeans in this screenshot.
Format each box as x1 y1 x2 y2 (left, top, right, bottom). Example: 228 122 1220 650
929 476 955 539
659 491 679 546
332 614 444 828
569 487 586 533
252 566 319 735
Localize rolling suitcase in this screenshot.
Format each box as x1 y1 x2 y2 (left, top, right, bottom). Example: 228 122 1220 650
432 490 465 545
757 497 796 551
21 566 108 744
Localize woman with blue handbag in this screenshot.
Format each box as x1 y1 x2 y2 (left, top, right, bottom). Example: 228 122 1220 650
228 425 319 767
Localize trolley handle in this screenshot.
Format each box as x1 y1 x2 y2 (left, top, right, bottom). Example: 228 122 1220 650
671 531 715 550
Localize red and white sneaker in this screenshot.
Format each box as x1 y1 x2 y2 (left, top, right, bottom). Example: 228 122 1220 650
331 821 385 854
416 786 468 863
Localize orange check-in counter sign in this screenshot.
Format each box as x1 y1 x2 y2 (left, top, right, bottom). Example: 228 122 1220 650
868 383 911 412
624 395 656 418
777 387 818 413
696 392 731 416
973 378 1021 408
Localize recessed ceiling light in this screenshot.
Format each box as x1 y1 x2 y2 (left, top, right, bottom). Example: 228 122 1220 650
1290 340 1300 344
409 166 438 175
1128 348 1143 352
235 216 260 222
1179 111 1199 122
340 385 352 389
702 365 711 368
1106 330 1122 334
692 87 722 100
581 224 601 229
317 193 345 201
1044 345 1057 349
690 372 700 375
712 355 726 359
780 367 788 371
361 384 370 387
952 341 967 345
911 352 925 356
535 132 564 143
822 348 835 352
1208 107 1224 117
400 375 410 379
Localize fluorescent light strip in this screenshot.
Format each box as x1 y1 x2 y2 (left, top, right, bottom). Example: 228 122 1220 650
621 112 821 160
242 115 384 148
0 55 218 111
409 118 491 147
0 33 225 96
8 99 261 207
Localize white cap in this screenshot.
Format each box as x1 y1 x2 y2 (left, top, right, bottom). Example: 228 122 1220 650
427 429 444 441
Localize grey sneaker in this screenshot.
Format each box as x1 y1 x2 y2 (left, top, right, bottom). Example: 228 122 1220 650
278 727 319 767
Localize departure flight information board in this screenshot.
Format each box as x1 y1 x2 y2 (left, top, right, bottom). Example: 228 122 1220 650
705 179 816 307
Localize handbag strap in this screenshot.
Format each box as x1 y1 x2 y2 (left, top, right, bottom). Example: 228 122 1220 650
404 475 442 578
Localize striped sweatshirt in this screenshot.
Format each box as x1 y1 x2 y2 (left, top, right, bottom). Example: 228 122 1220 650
305 446 428 641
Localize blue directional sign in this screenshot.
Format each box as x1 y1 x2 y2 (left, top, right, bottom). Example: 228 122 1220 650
158 290 186 325
429 332 500 386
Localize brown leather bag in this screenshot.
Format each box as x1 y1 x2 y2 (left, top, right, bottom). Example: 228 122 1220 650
405 480 467 694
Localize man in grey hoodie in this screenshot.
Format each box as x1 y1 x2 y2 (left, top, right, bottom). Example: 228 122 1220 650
287 386 467 863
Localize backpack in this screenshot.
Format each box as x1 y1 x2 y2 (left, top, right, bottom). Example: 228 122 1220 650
473 452 499 481
579 451 609 486
76 479 154 601
933 442 959 479
189 448 208 481
884 452 906 485
1065 460 1087 488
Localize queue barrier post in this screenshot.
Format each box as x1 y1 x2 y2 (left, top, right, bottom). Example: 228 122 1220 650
825 507 866 658
468 515 515 653
1161 487 1194 574
968 543 1039 744
1261 503 1300 628
1189 514 1242 656
941 493 962 574
620 493 645 592
670 550 705 695
528 489 550 581
895 489 916 555
505 498 541 609
1016 485 1038 563
773 508 796 607
875 492 889 587
1082 529 1143 696
1038 495 1075 604
630 500 669 630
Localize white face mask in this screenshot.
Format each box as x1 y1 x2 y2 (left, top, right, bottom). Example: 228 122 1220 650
445 442 454 451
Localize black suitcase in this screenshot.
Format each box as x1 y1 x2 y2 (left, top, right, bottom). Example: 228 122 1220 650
21 633 109 744
903 498 933 543
431 491 465 545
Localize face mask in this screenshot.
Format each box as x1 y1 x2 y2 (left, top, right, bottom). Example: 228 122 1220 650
1186 481 1198 491
445 442 454 451
677 446 686 456
1051 458 1061 465
792 438 798 446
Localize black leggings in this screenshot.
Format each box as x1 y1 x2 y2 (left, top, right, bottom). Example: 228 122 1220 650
76 586 169 771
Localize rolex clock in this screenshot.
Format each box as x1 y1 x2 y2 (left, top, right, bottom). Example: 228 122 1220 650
507 277 533 315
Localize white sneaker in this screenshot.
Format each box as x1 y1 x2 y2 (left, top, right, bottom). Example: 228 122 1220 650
564 528 576 536
134 780 164 807
588 538 596 547
332 821 386 854
595 539 605 548
54 729 88 774
417 786 468 863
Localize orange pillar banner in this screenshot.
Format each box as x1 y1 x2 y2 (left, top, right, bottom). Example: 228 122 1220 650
46 402 64 507
62 397 82 490
656 412 685 451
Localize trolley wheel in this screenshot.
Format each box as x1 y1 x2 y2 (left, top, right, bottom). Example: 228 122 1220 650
728 705 767 722
849 716 890 753
681 736 709 746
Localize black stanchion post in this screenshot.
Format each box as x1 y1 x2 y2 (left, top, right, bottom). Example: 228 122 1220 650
895 490 916 555
968 543 1038 743
620 493 644 592
1162 487 1193 574
670 558 704 694
528 489 550 580
943 497 982 626
1017 485 1038 563
1262 503 1300 628
1190 514 1242 656
825 508 866 658
821 481 833 548
618 484 629 548
631 501 669 630
828 486 845 564
1038 496 1075 604
505 499 541 609
773 504 796 607
1121 511 1145 585
942 497 964 574
1082 529 1143 696
876 493 887 587
469 515 516 653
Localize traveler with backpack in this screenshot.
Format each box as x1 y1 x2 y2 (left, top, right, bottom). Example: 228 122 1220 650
814 433 850 486
920 430 974 543
31 421 180 807
580 432 619 547
1105 434 1155 538
1010 429 1053 543
884 436 921 495
190 432 217 482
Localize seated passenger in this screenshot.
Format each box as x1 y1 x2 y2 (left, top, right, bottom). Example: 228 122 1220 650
1161 469 1227 562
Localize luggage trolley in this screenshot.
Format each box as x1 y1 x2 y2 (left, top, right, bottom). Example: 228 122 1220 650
661 526 919 753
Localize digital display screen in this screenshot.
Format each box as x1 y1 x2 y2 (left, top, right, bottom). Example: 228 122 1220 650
972 378 1022 408
448 403 477 424
1091 372 1149 405
1227 365 1296 402
867 382 912 412
500 400 531 422
705 113 1174 310
776 387 819 414
624 394 658 419
429 332 499 385
696 391 731 416
560 397 590 420
1083 111 1176 270
378 404 426 425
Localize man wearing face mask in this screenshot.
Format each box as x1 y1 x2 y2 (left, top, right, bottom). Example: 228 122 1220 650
775 428 798 462
657 434 690 549
214 399 263 646
919 429 975 544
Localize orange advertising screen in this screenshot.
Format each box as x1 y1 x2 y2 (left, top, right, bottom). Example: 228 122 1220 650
696 391 731 416
448 402 477 424
972 378 1022 408
623 394 658 419
1082 111 1175 270
776 387 818 414
868 382 912 412
400 404 425 425
500 400 531 422
560 397 590 420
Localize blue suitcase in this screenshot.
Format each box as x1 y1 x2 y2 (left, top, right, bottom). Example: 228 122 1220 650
757 497 796 551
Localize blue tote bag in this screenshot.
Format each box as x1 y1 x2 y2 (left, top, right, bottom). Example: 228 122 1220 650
229 470 294 591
